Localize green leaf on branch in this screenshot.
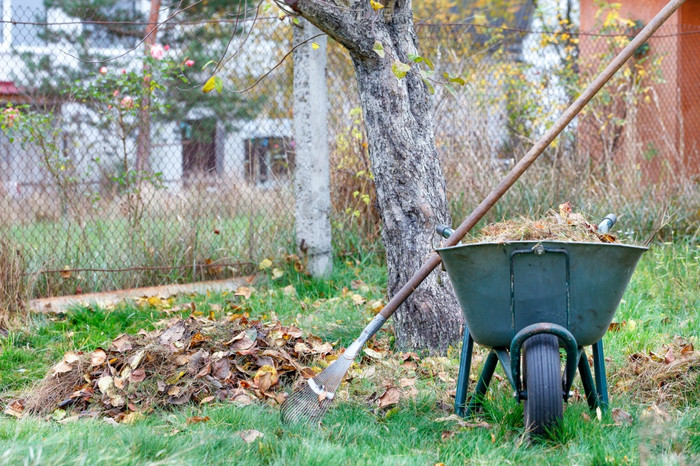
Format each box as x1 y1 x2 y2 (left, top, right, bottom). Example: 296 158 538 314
391 60 410 80
202 76 223 94
373 41 385 59
201 60 217 71
443 72 466 86
418 70 435 94
444 83 458 99
407 53 434 70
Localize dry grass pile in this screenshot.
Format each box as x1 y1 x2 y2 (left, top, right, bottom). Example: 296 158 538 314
11 314 336 421
613 337 699 406
472 202 620 244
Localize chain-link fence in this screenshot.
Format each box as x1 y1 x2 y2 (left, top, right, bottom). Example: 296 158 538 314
0 5 697 300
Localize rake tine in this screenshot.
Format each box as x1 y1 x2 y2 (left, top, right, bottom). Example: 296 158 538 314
281 314 386 424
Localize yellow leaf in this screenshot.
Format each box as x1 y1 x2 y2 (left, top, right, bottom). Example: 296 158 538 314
351 294 366 306
364 347 384 359
121 411 145 424
370 0 384 11
271 268 284 280
147 296 166 307
311 42 320 50
202 76 217 93
258 258 273 270
202 75 223 94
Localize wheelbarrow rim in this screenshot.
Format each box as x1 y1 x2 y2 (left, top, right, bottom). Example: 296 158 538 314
437 240 649 253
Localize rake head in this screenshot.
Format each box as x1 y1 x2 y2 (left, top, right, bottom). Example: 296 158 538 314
281 314 387 425
280 353 353 425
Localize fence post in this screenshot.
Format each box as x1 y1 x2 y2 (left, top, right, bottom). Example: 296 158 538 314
292 20 332 278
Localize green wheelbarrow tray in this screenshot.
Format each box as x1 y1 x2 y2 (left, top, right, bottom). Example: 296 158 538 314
436 240 647 434
437 241 647 348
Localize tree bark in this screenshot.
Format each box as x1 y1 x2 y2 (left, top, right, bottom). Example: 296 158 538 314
285 0 463 352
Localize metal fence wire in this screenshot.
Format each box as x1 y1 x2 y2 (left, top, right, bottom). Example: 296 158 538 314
0 6 697 298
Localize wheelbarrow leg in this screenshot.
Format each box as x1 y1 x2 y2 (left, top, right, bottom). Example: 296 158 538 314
455 329 474 417
465 349 499 417
577 347 599 410
592 340 609 410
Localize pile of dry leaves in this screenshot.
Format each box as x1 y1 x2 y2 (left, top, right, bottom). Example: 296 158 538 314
472 202 619 243
5 314 337 421
612 336 699 406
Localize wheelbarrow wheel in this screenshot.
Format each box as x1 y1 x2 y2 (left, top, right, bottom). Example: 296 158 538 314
523 334 563 436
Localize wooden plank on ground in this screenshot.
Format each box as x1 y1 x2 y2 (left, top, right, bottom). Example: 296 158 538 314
29 277 254 314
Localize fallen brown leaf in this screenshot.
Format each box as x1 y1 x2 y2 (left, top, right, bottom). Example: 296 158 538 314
159 322 186 345
664 347 675 364
232 392 254 406
234 286 253 300
112 334 133 353
399 378 416 388
608 322 624 332
612 408 633 426
129 369 146 383
239 429 264 443
378 387 401 409
51 360 74 376
90 349 107 367
4 400 24 418
187 416 210 425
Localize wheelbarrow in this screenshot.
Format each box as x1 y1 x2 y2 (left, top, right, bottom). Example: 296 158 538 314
435 216 647 435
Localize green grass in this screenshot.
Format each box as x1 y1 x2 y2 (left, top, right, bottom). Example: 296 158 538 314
2 212 296 298
0 242 697 464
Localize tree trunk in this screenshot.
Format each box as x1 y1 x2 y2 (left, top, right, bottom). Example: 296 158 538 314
286 0 463 352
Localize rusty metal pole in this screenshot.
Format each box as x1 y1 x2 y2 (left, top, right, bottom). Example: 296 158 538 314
377 0 685 323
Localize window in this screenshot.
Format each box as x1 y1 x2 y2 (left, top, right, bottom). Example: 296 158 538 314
182 118 218 180
2 0 140 50
11 0 46 47
81 0 139 50
244 137 295 185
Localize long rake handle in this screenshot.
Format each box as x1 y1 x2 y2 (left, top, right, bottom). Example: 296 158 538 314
376 0 685 324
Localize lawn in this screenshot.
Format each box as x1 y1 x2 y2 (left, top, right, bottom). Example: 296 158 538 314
0 242 697 465
2 211 295 298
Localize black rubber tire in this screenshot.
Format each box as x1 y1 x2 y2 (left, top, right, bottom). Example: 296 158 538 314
523 334 564 436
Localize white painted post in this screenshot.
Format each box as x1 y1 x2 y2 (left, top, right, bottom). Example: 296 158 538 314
293 20 332 278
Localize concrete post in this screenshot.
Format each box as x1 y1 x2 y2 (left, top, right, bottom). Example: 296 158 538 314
293 20 332 278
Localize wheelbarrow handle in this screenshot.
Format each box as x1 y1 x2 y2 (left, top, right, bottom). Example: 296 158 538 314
435 224 455 239
597 214 617 234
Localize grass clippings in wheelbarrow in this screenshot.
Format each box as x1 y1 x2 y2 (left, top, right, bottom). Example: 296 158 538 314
8 314 338 421
472 202 620 244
